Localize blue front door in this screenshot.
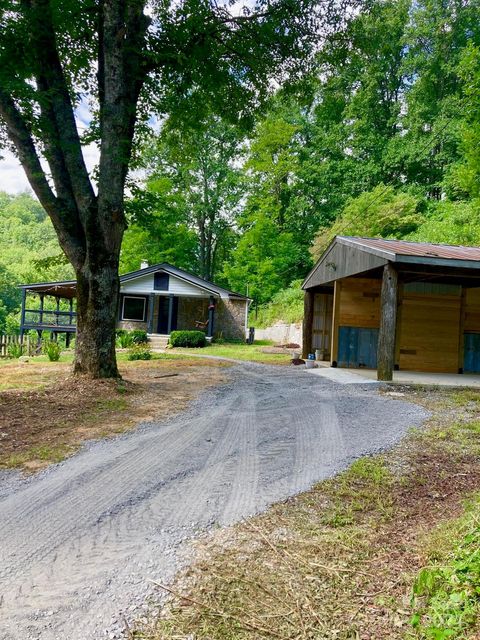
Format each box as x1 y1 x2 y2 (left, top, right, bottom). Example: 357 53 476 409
338 326 379 369
464 333 480 373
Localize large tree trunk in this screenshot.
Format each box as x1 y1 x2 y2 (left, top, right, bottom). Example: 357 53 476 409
74 262 120 378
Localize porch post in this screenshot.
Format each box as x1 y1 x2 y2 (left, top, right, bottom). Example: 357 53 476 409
69 298 74 327
302 290 314 359
20 288 26 343
377 263 398 382
207 296 215 338
167 294 174 334
147 293 155 334
39 294 45 324
55 296 60 325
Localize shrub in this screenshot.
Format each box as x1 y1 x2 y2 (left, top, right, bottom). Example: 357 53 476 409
116 329 133 348
7 342 24 358
43 340 62 362
169 330 206 348
127 343 152 361
130 329 148 345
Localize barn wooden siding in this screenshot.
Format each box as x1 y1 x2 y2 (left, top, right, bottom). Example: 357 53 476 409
313 276 480 373
312 293 333 357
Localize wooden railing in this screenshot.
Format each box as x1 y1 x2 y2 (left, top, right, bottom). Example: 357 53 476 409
23 309 77 328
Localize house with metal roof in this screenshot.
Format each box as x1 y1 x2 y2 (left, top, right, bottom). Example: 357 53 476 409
19 262 250 347
302 236 480 380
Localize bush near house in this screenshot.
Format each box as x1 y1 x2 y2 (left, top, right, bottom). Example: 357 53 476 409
116 329 133 348
116 329 148 348
43 341 62 362
169 330 206 348
130 330 148 345
126 344 152 361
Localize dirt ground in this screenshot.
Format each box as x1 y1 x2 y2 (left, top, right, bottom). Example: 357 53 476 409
0 355 229 471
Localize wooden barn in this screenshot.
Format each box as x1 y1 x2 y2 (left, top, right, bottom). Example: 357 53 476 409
302 236 480 380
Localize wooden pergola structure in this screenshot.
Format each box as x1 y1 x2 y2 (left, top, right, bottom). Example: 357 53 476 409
303 236 480 381
19 280 77 346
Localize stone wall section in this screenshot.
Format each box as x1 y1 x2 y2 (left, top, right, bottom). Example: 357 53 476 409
177 297 209 331
254 322 302 346
117 320 148 332
215 298 247 340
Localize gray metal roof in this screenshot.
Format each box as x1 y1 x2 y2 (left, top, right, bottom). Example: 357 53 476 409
20 263 249 300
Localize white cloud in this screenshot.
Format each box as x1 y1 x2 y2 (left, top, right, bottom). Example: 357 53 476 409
0 142 101 196
0 150 32 194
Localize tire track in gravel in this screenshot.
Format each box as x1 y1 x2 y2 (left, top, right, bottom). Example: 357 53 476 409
0 363 428 640
220 389 258 525
163 393 252 529
0 397 237 582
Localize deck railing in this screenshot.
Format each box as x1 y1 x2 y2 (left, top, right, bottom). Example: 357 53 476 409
23 308 77 328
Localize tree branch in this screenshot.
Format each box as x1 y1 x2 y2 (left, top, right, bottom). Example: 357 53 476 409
0 87 86 267
97 0 150 242
28 0 97 216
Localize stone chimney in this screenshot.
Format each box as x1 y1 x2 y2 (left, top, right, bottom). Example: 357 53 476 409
140 260 149 269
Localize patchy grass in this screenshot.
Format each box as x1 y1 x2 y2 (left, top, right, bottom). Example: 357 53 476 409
411 497 480 639
173 341 292 365
0 353 229 471
134 387 480 640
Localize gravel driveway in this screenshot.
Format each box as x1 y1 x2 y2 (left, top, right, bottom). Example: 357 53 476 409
0 363 427 640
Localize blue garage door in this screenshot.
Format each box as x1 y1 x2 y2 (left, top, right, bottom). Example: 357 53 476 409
338 326 379 369
464 333 480 373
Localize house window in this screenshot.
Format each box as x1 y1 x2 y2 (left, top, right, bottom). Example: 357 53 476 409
154 272 169 291
122 296 146 321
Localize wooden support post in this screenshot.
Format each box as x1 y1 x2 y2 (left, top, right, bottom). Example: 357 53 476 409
69 298 74 325
207 296 215 338
20 288 26 343
39 294 45 324
302 290 314 359
66 332 71 348
55 296 60 325
331 281 341 366
167 294 174 335
147 293 155 334
377 263 398 381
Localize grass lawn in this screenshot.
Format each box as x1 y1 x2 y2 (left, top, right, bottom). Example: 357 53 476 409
134 387 480 640
172 340 293 365
0 351 230 471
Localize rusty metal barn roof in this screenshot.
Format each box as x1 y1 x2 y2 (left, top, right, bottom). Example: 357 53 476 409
343 237 480 261
303 236 480 289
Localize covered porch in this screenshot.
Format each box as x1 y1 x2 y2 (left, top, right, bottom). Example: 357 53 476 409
19 281 77 345
118 292 218 339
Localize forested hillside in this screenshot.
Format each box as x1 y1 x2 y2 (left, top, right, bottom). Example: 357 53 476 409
1 0 479 331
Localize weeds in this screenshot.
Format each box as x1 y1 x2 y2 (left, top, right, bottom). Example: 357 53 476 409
43 340 62 362
7 342 24 358
411 499 480 639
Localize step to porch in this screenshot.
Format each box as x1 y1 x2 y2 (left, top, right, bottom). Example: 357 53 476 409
148 334 169 350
